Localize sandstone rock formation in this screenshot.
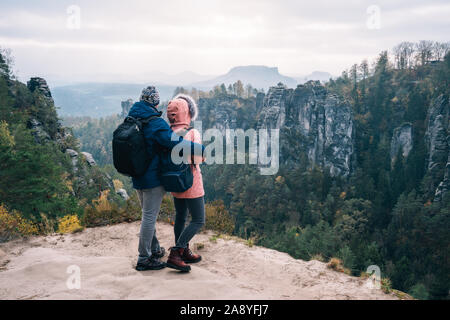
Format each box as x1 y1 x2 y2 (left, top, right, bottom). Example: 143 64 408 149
196 81 354 177
434 150 450 201
27 77 52 99
198 95 257 131
81 152 97 167
65 149 79 169
425 95 450 201
257 82 289 130
27 118 50 144
116 188 130 201
390 123 413 165
258 81 354 176
121 99 134 118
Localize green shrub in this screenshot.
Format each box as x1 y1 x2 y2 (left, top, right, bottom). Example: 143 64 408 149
409 283 429 300
82 190 141 227
337 245 356 270
204 200 235 234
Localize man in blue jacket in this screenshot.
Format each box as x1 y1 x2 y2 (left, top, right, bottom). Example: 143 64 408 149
129 86 205 271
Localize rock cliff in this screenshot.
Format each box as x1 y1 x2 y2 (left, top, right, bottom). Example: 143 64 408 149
258 81 354 177
121 99 134 118
196 81 354 177
425 95 450 201
25 77 113 198
390 123 413 166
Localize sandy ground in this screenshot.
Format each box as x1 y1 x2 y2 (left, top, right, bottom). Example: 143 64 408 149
0 222 398 300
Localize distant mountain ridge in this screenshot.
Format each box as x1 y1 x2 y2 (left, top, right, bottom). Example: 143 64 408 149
190 65 297 90
52 83 176 117
52 65 333 117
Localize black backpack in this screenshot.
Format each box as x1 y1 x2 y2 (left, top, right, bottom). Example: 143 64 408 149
112 115 159 177
160 128 194 192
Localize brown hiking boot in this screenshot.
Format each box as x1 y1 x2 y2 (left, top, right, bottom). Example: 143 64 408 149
167 248 191 272
182 243 202 264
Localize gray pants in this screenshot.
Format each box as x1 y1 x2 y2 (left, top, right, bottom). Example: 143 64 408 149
136 186 165 263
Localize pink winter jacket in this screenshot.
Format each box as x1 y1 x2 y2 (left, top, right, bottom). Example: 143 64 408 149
167 97 205 199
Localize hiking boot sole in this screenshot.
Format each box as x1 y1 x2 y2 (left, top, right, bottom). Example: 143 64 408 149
166 262 191 272
135 263 166 271
183 256 202 264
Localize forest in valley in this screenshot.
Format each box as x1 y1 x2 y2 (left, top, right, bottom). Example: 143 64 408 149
1 41 449 299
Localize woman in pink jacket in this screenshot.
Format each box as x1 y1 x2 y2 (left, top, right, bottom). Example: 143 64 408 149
165 94 205 272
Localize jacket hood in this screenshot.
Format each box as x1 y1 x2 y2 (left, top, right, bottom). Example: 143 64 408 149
128 100 162 119
173 94 198 121
167 98 191 130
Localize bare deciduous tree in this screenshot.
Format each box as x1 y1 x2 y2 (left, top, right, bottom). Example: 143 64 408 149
393 42 415 69
433 41 450 61
415 40 434 66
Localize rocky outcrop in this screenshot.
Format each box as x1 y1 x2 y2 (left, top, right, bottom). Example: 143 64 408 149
196 81 354 176
197 95 258 131
65 149 98 169
65 149 79 168
64 147 113 197
255 92 266 113
121 99 133 118
390 123 413 165
321 94 354 176
258 81 354 177
434 150 450 201
425 95 450 201
27 77 52 99
27 118 50 144
81 152 97 167
257 83 289 130
116 188 130 201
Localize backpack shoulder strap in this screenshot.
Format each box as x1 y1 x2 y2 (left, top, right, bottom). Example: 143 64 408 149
137 114 162 130
140 115 161 124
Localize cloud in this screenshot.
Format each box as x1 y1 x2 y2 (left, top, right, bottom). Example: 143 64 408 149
0 0 448 84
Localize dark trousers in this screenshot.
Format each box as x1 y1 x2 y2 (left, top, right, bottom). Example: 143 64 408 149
173 197 205 249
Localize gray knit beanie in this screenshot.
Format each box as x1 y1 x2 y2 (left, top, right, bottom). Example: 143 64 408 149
140 86 160 107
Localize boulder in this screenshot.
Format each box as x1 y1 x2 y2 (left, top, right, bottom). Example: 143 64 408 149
116 189 130 201
81 152 97 167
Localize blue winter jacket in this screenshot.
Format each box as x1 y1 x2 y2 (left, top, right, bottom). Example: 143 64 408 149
128 100 205 190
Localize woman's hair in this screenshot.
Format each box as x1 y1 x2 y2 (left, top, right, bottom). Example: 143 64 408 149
173 94 198 121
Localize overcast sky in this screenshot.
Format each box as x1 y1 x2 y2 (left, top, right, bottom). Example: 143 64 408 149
0 0 449 85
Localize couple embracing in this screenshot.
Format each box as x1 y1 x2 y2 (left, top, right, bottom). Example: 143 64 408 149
125 86 206 273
